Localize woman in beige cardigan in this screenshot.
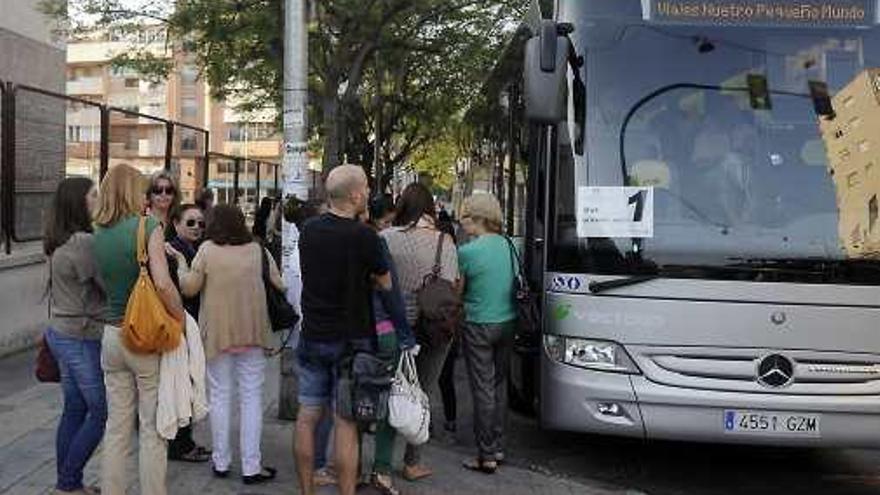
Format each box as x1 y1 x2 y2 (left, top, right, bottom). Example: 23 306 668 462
168 204 284 485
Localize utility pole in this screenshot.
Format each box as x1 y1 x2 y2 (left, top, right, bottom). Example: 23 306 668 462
279 0 310 420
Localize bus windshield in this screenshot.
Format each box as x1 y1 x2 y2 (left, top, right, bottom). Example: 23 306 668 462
550 0 880 284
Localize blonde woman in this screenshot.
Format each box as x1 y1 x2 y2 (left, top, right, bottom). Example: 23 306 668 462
93 164 184 495
147 170 179 227
457 193 516 475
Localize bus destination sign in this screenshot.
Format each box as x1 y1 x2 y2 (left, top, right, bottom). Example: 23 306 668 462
644 0 876 27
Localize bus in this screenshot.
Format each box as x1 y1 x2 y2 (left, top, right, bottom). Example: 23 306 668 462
513 0 880 446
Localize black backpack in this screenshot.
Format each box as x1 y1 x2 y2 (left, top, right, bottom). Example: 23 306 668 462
336 350 394 426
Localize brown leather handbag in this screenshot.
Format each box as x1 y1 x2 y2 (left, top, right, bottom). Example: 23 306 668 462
121 217 182 354
35 334 60 383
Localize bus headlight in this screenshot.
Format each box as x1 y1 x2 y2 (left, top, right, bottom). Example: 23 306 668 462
544 335 640 374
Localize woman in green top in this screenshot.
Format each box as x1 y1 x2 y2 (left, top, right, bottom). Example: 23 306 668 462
457 193 516 475
92 164 184 495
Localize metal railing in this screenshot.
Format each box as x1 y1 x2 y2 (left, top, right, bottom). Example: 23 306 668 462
0 79 281 254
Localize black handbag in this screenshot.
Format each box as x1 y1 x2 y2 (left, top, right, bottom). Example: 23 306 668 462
261 247 299 332
505 237 540 335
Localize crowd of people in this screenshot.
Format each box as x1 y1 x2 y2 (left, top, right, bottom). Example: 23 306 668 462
40 162 521 495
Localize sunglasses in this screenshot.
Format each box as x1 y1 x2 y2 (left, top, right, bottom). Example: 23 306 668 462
185 219 205 228
151 186 176 196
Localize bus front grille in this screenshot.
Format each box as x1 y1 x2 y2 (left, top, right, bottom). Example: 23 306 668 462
629 346 880 395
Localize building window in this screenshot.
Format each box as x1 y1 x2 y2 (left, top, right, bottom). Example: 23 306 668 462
181 97 198 118
120 106 139 118
180 129 200 152
859 140 870 152
835 129 845 139
847 171 860 188
67 125 99 142
67 126 80 142
870 195 878 233
110 65 138 78
181 135 198 151
124 78 139 88
180 65 199 85
125 133 139 151
226 122 279 142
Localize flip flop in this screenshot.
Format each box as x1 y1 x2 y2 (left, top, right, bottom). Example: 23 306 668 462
462 458 498 475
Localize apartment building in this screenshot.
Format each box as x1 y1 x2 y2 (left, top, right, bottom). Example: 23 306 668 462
819 69 880 257
0 0 66 240
66 26 282 205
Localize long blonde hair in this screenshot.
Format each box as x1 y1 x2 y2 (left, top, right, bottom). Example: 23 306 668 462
94 164 147 227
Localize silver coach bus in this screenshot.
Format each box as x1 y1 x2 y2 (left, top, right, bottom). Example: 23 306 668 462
517 0 880 446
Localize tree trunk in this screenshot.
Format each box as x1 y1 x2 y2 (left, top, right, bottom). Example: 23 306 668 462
321 93 343 174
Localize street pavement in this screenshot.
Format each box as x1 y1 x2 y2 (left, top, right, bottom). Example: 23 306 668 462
3 347 880 495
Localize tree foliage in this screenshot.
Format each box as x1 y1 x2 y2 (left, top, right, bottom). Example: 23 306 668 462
45 0 528 187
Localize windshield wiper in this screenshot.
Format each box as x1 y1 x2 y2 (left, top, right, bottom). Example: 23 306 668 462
589 274 659 294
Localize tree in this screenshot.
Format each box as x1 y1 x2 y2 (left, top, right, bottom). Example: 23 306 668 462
410 131 460 191
45 0 528 181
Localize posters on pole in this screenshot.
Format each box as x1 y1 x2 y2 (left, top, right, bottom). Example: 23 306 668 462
280 142 310 348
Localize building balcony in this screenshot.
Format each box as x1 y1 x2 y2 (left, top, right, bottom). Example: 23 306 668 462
222 140 281 159
66 78 103 95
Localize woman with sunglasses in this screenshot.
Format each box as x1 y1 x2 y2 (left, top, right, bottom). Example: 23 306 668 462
165 203 212 463
147 171 179 228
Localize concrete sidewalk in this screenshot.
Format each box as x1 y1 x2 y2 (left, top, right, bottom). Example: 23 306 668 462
0 350 618 495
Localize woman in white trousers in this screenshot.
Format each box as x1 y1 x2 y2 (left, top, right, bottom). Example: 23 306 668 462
171 204 285 485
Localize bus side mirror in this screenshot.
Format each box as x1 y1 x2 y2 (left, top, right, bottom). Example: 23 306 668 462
524 20 569 124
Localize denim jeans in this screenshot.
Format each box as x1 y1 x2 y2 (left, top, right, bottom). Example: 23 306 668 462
296 337 375 407
45 328 108 492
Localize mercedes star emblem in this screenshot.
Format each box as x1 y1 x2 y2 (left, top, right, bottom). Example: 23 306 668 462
770 311 787 325
756 354 795 388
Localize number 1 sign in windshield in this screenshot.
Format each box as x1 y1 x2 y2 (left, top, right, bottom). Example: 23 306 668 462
576 187 654 238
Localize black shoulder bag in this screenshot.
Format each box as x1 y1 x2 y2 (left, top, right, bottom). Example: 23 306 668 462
261 247 299 332
505 237 540 335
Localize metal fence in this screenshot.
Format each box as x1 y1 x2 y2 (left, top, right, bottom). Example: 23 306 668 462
0 79 280 254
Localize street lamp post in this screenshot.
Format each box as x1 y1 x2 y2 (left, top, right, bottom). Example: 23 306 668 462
279 0 310 420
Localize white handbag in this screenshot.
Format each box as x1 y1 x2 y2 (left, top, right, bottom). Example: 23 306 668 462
388 350 431 445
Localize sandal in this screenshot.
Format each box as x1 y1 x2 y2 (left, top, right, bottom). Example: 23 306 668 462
172 446 211 463
314 467 337 487
402 464 433 481
370 472 400 495
242 466 277 485
462 458 498 475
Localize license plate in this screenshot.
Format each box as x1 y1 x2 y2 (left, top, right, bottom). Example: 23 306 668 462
723 410 821 437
